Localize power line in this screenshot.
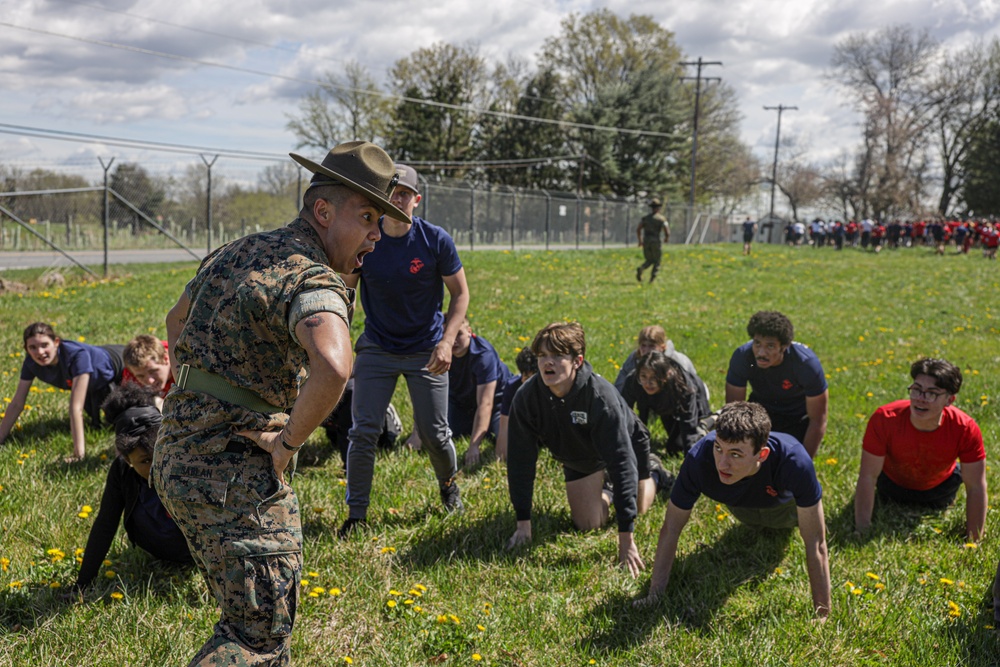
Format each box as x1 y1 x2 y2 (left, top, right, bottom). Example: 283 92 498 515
0 20 675 140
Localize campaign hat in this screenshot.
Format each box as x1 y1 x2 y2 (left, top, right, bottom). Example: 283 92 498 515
290 141 409 221
649 197 662 207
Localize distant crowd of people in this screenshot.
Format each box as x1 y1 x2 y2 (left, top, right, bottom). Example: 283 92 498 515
781 218 1000 257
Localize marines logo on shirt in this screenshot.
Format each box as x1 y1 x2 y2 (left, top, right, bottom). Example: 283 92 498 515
409 258 424 274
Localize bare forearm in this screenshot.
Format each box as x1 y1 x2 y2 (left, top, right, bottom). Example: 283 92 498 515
966 486 987 541
69 406 87 458
854 478 876 532
805 542 831 617
468 399 494 450
802 419 826 458
648 519 683 594
0 398 26 443
283 361 348 448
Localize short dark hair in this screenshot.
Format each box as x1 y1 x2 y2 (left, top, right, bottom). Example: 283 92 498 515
746 311 794 347
515 347 538 376
715 402 771 452
301 183 355 217
910 358 962 395
635 352 692 418
23 322 58 347
101 383 161 459
531 322 585 359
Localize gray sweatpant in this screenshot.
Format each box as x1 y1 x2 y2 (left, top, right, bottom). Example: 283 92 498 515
345 333 457 519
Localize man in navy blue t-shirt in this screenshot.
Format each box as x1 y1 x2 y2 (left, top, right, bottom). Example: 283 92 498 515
340 164 470 536
725 310 828 456
637 402 831 618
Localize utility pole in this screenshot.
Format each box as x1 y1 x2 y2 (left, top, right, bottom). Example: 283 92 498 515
764 105 797 230
680 57 722 212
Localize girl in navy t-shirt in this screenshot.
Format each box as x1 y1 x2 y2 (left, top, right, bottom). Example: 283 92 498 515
0 322 123 461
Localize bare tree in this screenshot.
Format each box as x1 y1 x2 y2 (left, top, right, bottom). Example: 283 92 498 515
286 61 389 151
829 24 939 219
930 39 1000 215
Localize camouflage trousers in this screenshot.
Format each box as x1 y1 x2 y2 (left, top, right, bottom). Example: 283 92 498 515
154 440 302 667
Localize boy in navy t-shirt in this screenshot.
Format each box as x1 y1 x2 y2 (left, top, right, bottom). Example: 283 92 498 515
447 321 514 466
637 402 831 618
340 164 470 536
725 310 828 456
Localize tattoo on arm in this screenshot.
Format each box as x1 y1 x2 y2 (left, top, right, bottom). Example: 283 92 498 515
303 314 324 329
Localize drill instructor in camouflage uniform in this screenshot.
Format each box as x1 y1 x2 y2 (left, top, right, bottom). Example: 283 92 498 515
153 141 408 666
636 197 670 283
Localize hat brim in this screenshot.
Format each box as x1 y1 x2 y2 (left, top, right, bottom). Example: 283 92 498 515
289 153 411 223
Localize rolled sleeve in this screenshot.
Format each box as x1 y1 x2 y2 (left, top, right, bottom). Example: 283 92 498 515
287 288 350 346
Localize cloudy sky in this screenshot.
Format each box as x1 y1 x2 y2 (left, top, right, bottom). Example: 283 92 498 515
1 0 999 183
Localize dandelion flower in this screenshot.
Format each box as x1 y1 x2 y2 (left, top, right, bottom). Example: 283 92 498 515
329 588 342 597
964 543 978 549
851 588 862 596
472 655 482 661
82 506 93 513
409 589 422 597
865 572 880 581
312 587 326 595
102 559 112 567
49 581 61 588
110 592 123 600
416 584 428 592
477 624 485 632
948 601 961 617
940 578 954 586
437 615 449 624
404 599 414 605
387 600 397 608
380 546 396 554
308 592 319 598
389 589 402 596
307 571 319 578
343 658 353 665
875 583 885 590
0 557 9 572
414 606 423 613
825 458 838 465
301 580 310 587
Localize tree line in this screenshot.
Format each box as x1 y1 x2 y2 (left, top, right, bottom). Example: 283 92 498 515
285 9 756 209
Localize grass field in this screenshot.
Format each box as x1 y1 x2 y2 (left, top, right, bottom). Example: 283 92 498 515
0 242 998 666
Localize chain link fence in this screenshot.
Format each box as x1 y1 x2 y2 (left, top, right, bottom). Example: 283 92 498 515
0 158 741 260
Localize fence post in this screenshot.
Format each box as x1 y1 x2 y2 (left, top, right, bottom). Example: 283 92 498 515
98 156 115 277
600 196 607 249
542 190 551 251
468 182 476 252
508 186 516 251
575 195 581 250
201 154 219 254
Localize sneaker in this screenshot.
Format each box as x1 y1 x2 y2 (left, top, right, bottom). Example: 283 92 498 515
648 453 675 495
636 267 643 282
337 517 367 539
439 478 464 512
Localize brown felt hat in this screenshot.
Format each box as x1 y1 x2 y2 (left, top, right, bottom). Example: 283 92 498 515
290 141 409 222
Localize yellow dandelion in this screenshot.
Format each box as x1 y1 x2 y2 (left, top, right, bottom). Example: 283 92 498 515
918 578 927 585
344 658 353 665
472 655 482 662
49 581 61 588
329 588 342 596
866 392 873 397
301 580 310 587
940 578 954 586
825 458 838 465
875 583 885 590
312 587 326 595
380 546 396 554
102 559 112 566
110 592 123 600
0 558 9 572
308 592 320 598
74 548 84 557
404 599 414 605
77 336 86 342
414 606 423 613
416 584 428 591
389 589 402 596
865 572 880 581
437 615 448 624
477 624 486 632
409 589 422 597
964 543 978 549
8 581 23 589
386 599 397 608
83 506 93 513
948 601 961 617
105 570 116 579
313 507 325 514
851 588 862 596
308 571 319 578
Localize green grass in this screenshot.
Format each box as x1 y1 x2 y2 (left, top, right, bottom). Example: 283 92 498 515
1 244 1000 666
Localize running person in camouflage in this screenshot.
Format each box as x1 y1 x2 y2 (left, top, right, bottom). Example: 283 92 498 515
636 198 669 283
152 141 407 666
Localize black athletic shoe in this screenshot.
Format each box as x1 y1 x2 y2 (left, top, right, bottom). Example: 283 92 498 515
440 478 464 512
649 453 675 495
636 267 642 282
337 517 367 539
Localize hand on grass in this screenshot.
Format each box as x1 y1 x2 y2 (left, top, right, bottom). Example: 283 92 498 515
464 445 480 467
617 533 644 578
506 522 532 550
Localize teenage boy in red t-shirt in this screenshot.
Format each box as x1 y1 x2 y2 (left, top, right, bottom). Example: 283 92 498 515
854 358 987 541
121 335 174 407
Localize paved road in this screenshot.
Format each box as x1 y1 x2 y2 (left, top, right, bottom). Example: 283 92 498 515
0 248 205 271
